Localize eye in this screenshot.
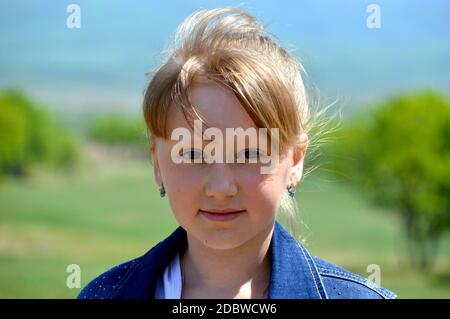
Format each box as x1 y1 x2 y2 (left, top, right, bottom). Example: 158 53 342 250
180 148 203 162
236 148 263 163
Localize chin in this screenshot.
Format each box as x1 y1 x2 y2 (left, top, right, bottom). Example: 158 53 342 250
201 229 249 250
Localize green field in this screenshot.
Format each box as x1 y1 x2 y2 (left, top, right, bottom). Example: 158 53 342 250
1 152 449 298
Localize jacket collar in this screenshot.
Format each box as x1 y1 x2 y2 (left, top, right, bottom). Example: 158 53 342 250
114 221 328 299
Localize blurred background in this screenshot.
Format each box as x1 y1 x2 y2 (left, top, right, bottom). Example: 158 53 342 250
0 0 449 298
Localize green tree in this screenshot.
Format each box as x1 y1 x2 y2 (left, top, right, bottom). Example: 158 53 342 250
0 97 28 177
0 91 79 178
325 91 450 271
88 115 147 145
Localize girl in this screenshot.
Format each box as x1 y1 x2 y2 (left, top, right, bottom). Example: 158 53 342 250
79 7 396 299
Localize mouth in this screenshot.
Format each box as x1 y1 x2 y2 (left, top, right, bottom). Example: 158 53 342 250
199 209 246 222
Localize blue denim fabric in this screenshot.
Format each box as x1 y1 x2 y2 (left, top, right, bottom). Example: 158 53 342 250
78 221 397 299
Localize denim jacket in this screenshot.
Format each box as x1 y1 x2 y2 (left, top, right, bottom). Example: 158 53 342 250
78 221 397 299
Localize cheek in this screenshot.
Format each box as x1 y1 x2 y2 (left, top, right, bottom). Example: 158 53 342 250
163 162 211 229
165 167 199 193
159 160 205 217
238 168 287 218
160 146 202 190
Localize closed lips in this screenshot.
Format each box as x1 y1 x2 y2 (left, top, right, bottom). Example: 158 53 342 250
199 209 245 214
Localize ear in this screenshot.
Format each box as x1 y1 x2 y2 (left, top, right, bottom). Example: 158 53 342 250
150 138 163 186
290 133 309 187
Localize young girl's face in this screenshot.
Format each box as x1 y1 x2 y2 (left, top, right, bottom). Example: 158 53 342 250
152 81 307 250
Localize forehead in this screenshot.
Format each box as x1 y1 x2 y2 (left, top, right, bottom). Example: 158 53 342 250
166 82 257 133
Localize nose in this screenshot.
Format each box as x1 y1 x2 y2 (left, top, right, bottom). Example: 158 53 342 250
205 163 238 200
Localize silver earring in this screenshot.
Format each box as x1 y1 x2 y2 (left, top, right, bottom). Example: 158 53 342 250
287 185 296 197
159 184 166 198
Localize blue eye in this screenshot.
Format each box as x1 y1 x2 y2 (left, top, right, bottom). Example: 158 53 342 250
180 149 203 161
237 148 263 163
245 149 259 159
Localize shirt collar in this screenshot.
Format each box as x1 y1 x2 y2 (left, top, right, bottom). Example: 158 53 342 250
114 221 327 299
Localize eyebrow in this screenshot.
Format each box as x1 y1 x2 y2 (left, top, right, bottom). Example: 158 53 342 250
169 127 263 144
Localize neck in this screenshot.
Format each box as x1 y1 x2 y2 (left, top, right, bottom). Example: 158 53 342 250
181 222 274 298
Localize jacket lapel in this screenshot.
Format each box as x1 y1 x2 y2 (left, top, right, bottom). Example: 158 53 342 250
113 226 187 298
268 222 328 299
115 221 327 299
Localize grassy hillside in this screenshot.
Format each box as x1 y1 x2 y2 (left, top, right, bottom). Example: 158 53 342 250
0 149 449 298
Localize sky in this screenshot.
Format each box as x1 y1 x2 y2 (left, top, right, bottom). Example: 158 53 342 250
0 0 449 117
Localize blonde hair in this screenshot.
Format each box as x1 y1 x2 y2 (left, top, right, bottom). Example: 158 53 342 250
143 7 339 242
